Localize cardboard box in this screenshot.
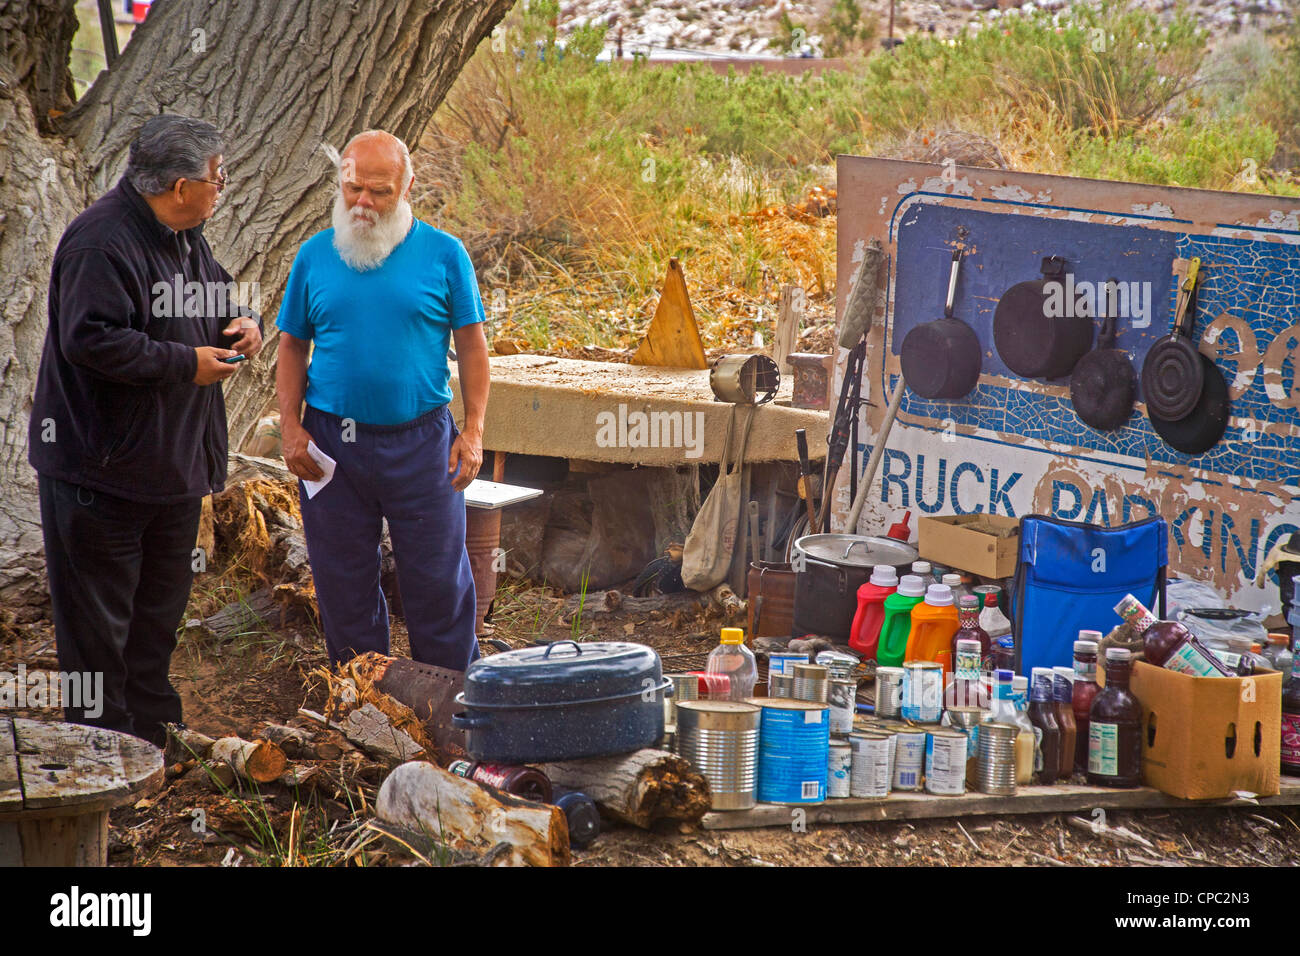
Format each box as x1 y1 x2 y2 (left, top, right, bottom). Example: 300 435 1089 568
1130 660 1281 800
917 514 1020 579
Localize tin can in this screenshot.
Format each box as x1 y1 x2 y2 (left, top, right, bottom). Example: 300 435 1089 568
944 707 987 786
754 700 829 804
816 650 858 681
849 731 891 798
792 663 829 704
769 673 795 699
827 740 852 798
874 666 904 718
925 728 968 795
901 661 943 723
664 673 700 728
767 652 808 681
828 678 857 734
676 700 761 811
892 728 926 791
975 721 1018 796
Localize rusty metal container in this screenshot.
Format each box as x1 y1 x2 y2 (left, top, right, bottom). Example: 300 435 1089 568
747 560 796 639
465 506 501 636
788 352 832 410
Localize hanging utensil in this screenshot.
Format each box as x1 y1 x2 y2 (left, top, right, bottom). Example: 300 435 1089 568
900 248 981 399
993 255 1094 380
1070 278 1136 431
1141 257 1205 422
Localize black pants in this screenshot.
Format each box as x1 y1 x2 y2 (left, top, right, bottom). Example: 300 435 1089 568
38 474 201 747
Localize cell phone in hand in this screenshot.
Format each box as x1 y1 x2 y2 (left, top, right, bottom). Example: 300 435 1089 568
222 354 248 364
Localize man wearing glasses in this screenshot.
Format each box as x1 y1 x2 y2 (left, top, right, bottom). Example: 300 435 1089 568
28 114 262 746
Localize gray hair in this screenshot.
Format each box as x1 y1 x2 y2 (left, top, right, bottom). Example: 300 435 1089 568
124 115 224 196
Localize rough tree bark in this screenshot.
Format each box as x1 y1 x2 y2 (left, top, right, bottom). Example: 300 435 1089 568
0 0 514 617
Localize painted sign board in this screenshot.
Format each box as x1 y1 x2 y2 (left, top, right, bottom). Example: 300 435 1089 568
833 157 1300 611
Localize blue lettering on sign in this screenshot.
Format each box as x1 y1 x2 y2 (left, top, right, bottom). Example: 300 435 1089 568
987 469 1020 517
1220 513 1262 580
915 455 946 513
949 462 984 514
1173 507 1214 561
1052 480 1083 520
1083 488 1110 526
1122 493 1157 523
880 448 911 507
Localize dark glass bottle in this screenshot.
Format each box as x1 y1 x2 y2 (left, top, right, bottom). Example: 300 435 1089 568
1027 668 1061 785
1087 647 1143 788
951 595 991 680
450 761 554 802
1052 666 1077 782
1072 635 1101 773
1114 594 1233 677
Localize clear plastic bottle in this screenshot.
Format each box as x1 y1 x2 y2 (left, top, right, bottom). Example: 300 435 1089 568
986 670 1035 786
705 627 757 701
1011 674 1036 785
975 585 1012 641
942 573 970 604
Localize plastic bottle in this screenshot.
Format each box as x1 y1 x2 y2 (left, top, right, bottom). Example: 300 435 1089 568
911 561 932 580
1027 668 1061 785
848 565 899 660
993 635 1016 673
904 584 961 677
942 573 969 604
1087 647 1143 788
887 511 912 542
992 672 1036 786
1264 633 1291 669
1072 635 1101 774
947 637 985 711
1114 593 1233 677
705 627 757 701
876 574 928 668
974 585 1012 642
1052 666 1077 782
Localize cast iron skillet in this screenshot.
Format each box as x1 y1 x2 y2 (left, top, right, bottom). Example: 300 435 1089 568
1146 266 1229 456
993 255 1094 380
900 248 981 399
1070 278 1136 431
1141 257 1205 422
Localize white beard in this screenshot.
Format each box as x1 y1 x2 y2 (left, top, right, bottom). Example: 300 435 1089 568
331 194 414 271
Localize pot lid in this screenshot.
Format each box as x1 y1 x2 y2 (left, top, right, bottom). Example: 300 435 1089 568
463 640 663 707
793 534 918 568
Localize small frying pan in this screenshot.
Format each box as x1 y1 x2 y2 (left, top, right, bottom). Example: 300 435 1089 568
900 248 981 400
1070 278 1136 431
1146 265 1230 455
1141 258 1204 421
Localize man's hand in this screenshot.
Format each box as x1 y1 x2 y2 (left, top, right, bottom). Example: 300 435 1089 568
448 427 482 492
193 346 242 385
282 421 325 482
223 317 263 357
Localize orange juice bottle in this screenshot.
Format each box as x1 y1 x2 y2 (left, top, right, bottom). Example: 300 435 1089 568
904 584 960 678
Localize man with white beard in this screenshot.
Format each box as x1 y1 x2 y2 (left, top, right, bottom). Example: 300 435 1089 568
275 130 489 670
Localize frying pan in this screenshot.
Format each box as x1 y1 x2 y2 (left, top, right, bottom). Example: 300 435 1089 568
1141 258 1204 422
993 255 1095 380
900 248 980 399
1070 278 1136 431
1145 264 1230 455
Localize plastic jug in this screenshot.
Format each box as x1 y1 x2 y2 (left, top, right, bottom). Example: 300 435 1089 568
876 575 928 668
904 584 961 676
848 565 899 660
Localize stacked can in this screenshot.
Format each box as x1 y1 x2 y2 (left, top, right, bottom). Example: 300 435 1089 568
827 739 852 798
924 728 968 795
892 727 927 791
975 721 1018 795
874 666 904 718
848 731 891 797
755 700 830 804
901 661 943 722
792 663 829 703
769 673 795 699
828 679 857 734
767 652 807 696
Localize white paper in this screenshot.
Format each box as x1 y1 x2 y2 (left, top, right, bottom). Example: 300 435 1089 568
302 441 336 499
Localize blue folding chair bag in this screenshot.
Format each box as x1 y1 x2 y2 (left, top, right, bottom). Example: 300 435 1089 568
1012 515 1167 676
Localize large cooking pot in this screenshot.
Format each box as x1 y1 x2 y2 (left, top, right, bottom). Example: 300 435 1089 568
453 641 670 764
993 256 1094 380
791 534 918 641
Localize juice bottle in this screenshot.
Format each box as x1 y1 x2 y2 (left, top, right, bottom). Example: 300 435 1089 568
904 584 961 677
946 637 984 710
1009 675 1036 785
1071 635 1100 773
1114 594 1233 677
950 594 990 683
1027 668 1061 785
705 627 757 701
848 565 899 660
876 574 927 668
1087 647 1143 788
1052 666 1077 782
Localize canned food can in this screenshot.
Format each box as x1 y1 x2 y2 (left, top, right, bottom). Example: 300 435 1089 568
827 741 852 798
448 759 474 777
792 663 829 704
892 728 926 791
768 652 808 678
828 678 857 734
816 650 858 681
664 673 700 727
975 721 1018 796
849 732 891 798
925 728 968 795
769 673 795 699
754 700 830 804
901 662 943 723
874 666 905 718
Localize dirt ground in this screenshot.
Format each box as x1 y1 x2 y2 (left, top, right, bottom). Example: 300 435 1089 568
4 580 1299 868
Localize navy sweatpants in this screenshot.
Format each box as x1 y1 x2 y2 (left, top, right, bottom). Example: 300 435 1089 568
298 404 479 671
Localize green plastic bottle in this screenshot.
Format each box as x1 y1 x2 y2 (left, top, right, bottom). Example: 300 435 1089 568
876 574 927 668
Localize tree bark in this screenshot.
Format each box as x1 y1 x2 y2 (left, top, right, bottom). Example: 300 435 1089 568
539 749 713 829
0 0 514 612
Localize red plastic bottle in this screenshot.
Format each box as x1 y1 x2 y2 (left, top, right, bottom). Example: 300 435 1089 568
849 565 899 660
887 511 912 542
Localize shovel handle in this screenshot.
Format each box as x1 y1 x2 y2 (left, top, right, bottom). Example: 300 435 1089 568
845 375 907 533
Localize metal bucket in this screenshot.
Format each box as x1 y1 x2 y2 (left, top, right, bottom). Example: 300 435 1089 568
748 562 796 639
754 700 829 804
464 507 502 636
676 700 761 811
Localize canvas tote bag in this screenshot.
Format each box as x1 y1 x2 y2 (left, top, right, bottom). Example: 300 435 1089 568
681 404 756 591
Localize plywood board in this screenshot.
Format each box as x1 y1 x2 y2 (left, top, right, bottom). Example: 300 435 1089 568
0 718 21 813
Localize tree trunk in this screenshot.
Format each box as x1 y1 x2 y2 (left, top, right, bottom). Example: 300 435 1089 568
0 0 514 613
539 749 713 829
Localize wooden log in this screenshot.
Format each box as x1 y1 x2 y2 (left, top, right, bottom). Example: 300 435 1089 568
210 737 288 784
538 748 711 829
261 724 312 757
164 724 216 763
199 760 237 792
188 588 280 642
561 589 703 617
376 760 569 867
774 284 801 374
342 703 426 765
310 741 345 761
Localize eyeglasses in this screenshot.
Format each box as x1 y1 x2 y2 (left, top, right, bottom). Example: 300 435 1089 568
189 165 227 192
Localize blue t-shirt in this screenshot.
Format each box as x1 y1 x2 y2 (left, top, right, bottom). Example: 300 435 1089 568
277 219 485 425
